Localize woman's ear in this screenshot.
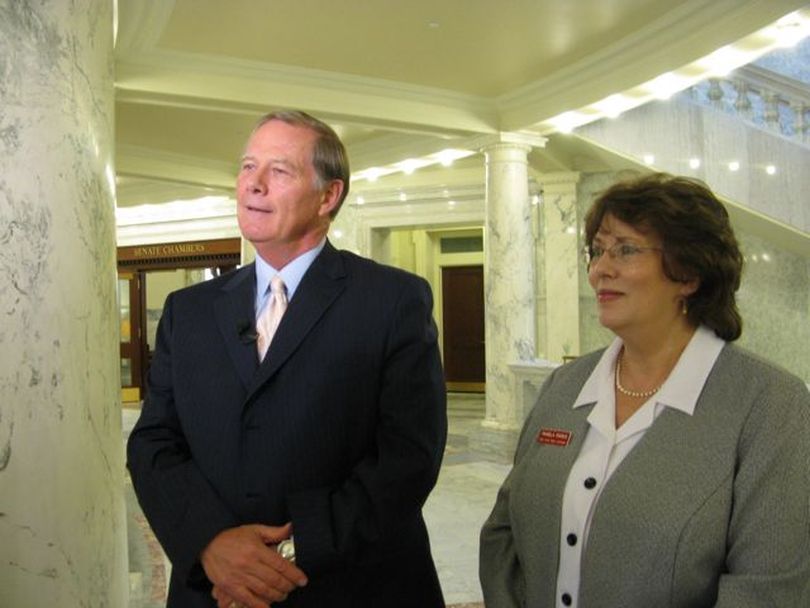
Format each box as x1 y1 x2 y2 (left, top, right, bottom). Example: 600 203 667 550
681 277 700 298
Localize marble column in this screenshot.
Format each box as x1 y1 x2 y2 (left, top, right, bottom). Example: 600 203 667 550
474 133 545 458
0 1 127 606
538 172 582 362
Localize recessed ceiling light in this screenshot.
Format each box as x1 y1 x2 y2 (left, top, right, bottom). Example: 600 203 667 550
549 111 585 133
772 12 810 47
728 161 740 172
647 72 690 100
766 164 777 175
689 158 701 169
595 94 631 119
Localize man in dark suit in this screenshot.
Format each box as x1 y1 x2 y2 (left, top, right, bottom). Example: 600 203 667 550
127 110 447 607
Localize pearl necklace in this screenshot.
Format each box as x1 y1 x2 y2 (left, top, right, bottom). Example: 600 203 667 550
615 353 662 398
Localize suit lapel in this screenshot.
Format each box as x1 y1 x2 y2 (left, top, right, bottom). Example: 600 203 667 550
245 242 347 402
214 264 259 389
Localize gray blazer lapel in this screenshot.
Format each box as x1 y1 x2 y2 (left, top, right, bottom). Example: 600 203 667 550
245 243 347 401
516 357 599 471
589 359 738 529
581 354 738 602
509 361 597 596
214 264 258 389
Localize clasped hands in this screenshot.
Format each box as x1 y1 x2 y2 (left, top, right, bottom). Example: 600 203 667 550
201 522 308 608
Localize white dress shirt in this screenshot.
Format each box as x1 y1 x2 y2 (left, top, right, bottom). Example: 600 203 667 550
254 238 326 319
554 325 725 608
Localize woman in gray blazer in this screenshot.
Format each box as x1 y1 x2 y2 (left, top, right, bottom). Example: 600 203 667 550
480 173 810 608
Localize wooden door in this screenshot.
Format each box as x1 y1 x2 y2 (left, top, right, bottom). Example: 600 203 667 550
442 265 485 392
118 271 146 403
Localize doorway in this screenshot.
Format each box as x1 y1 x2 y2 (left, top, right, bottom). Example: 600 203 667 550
117 238 241 404
442 265 485 392
118 271 145 404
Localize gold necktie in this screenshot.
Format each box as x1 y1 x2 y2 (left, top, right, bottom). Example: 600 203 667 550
256 275 287 360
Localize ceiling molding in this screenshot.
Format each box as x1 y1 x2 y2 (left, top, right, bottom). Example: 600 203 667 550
115 0 176 55
497 0 807 130
348 132 460 171
115 49 499 136
117 144 236 190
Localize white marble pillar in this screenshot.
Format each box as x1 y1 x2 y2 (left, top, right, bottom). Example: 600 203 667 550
538 173 582 362
0 1 127 605
476 134 545 456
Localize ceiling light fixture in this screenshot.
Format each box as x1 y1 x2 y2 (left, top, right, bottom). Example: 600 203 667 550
647 72 691 100
699 45 759 77
772 12 810 47
398 159 426 175
549 111 587 133
595 94 632 118
538 9 810 136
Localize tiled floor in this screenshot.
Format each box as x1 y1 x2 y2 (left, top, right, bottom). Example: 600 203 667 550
123 393 509 607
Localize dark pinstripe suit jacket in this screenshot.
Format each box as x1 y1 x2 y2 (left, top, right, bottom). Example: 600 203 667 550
127 242 447 607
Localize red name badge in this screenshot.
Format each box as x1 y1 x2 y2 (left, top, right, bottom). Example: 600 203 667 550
537 428 572 447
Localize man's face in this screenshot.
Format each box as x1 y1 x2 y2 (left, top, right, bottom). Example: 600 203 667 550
236 120 339 266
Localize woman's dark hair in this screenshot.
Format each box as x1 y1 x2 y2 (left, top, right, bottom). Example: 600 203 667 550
584 172 744 341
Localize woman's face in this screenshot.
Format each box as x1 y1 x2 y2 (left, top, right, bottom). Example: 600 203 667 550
587 214 696 337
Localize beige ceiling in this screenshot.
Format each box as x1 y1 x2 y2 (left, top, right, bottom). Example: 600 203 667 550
157 0 696 97
115 0 807 206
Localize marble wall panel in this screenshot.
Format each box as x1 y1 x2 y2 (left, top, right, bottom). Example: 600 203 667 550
736 232 810 381
540 176 581 361
0 0 127 605
577 99 810 233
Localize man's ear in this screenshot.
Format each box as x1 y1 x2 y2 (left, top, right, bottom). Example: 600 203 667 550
319 179 344 217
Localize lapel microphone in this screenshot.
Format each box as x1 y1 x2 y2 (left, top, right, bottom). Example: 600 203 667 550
237 319 258 344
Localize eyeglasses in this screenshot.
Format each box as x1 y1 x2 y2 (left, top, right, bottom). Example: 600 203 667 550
583 242 663 267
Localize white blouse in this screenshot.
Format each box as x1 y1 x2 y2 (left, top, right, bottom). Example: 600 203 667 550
553 326 725 608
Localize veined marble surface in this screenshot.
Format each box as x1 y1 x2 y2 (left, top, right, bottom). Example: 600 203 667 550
577 97 810 235
0 0 127 605
483 142 536 430
540 175 581 362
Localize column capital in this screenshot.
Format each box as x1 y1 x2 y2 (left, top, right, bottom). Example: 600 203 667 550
465 131 548 154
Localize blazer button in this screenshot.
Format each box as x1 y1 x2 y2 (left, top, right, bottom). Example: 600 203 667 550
584 477 597 489
562 592 572 606
566 533 577 546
